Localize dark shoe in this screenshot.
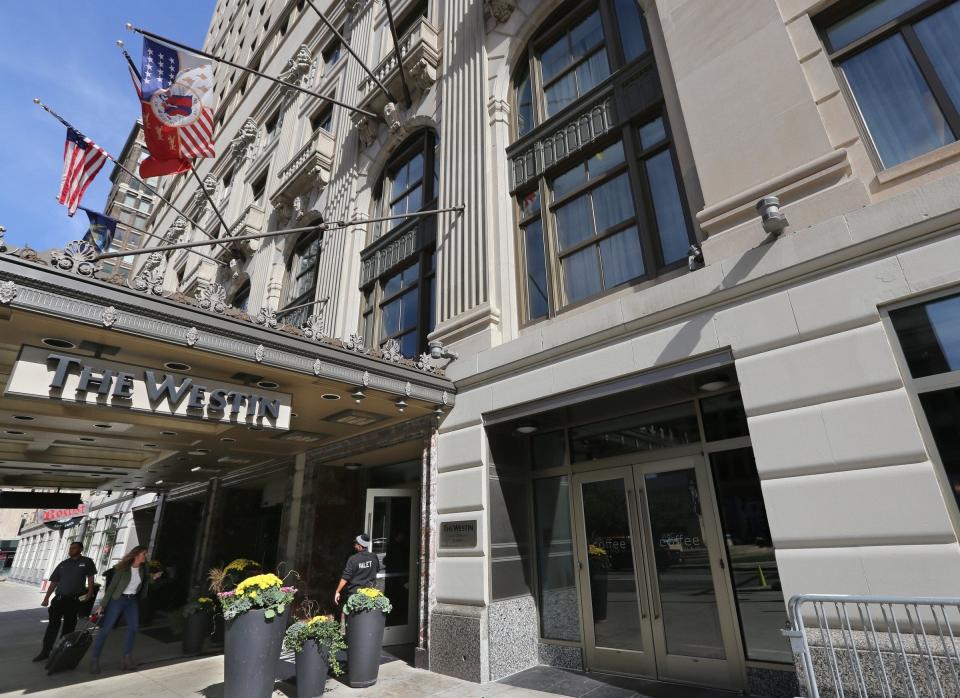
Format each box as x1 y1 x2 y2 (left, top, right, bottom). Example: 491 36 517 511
122 654 135 671
89 658 101 674
32 651 49 662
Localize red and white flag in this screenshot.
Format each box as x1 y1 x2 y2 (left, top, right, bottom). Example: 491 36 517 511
58 127 108 216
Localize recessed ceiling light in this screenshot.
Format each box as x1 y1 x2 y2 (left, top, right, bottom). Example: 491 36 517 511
697 377 730 392
188 449 209 456
93 423 112 429
48 464 62 467
164 361 191 371
344 462 362 470
160 430 178 436
144 443 159 448
291 412 299 418
220 437 236 443
514 421 538 435
256 380 280 389
155 480 164 485
12 415 35 421
321 393 340 401
191 466 202 472
5 430 25 436
42 338 76 349
79 437 96 442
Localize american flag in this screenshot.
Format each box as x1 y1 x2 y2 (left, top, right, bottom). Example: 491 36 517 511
58 128 108 217
131 37 215 177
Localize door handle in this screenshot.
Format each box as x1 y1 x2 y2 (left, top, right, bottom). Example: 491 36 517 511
626 493 648 620
635 488 661 620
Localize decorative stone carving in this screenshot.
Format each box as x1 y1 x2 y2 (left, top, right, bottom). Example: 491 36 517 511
196 283 228 313
383 102 402 134
300 311 325 340
231 118 259 162
279 45 313 88
345 0 367 13
409 59 436 92
164 217 189 246
0 280 18 304
485 0 516 23
50 240 101 276
346 333 365 352
255 304 279 329
101 306 119 328
361 369 371 387
192 174 218 211
185 326 200 347
382 338 403 363
404 381 412 397
312 358 323 377
254 344 265 363
442 390 450 406
353 114 378 148
416 353 437 373
130 251 166 295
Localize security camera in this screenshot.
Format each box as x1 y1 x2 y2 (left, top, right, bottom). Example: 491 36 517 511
756 196 788 235
428 339 458 361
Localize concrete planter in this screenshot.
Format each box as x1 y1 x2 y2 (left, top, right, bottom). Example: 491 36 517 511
345 610 386 688
224 607 289 698
182 611 211 655
294 638 330 698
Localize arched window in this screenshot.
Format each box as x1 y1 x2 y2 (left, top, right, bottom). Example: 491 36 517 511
360 130 439 358
510 0 695 324
278 230 321 327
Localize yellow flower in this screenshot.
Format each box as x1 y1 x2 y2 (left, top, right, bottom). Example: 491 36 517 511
225 558 261 573
307 614 333 625
198 597 212 604
588 545 607 557
236 573 283 595
358 587 382 598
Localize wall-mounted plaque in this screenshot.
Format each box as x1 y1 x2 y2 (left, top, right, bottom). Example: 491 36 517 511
440 520 477 549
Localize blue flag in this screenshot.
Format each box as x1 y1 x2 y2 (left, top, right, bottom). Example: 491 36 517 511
80 208 118 252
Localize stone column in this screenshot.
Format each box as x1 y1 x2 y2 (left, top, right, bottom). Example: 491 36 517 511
433 0 500 352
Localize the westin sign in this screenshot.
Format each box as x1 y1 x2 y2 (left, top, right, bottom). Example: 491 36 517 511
5 346 291 429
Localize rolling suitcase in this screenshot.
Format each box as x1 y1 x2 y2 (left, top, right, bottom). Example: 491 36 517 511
45 619 98 675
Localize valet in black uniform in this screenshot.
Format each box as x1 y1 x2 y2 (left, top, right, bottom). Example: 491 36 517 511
334 534 380 608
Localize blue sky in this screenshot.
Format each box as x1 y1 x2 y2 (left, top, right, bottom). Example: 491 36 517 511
0 2 216 250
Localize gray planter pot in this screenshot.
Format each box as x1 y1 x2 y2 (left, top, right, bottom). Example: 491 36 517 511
182 611 211 655
345 610 386 688
224 607 290 698
295 638 330 698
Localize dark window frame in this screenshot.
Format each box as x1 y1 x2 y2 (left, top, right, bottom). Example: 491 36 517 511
278 230 322 326
815 0 960 170
510 0 694 325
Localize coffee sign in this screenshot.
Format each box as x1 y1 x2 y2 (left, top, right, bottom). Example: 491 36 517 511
6 346 292 429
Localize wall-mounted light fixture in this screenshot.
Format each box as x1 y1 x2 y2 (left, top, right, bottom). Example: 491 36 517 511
756 196 788 235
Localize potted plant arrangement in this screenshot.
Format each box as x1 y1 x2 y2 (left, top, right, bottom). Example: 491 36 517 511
588 543 610 622
210 563 296 698
181 596 216 655
342 587 392 688
282 604 346 698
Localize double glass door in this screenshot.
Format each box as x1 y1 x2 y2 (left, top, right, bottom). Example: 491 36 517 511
572 456 743 689
365 488 418 645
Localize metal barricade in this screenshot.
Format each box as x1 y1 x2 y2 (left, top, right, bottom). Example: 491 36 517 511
784 595 960 698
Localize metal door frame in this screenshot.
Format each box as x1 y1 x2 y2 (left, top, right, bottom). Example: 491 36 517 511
364 487 419 646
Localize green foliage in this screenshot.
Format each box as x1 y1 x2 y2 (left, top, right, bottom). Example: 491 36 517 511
343 587 393 615
282 616 346 676
217 573 297 621
181 596 218 618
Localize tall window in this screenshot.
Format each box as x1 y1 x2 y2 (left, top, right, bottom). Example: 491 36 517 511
890 291 960 514
361 131 438 357
819 0 960 169
278 231 321 327
510 0 694 323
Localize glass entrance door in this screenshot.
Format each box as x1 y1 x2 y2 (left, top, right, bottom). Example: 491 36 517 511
365 488 418 645
573 456 743 689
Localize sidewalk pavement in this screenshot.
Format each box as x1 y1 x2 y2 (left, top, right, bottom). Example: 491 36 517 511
0 579 730 698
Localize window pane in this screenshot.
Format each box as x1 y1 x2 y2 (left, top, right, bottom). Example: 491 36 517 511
545 71 578 117
519 190 541 217
381 297 401 337
569 10 604 60
533 477 581 641
384 270 403 297
562 245 602 303
591 174 633 232
406 184 422 213
645 150 691 264
517 65 535 137
552 162 587 199
570 402 700 462
541 35 571 84
531 431 566 470
402 260 421 284
524 220 550 320
587 141 625 177
408 152 424 185
554 194 594 250
841 35 954 168
915 3 960 112
700 391 750 441
575 49 610 95
890 293 960 378
391 165 409 199
599 226 644 288
614 0 647 62
427 275 436 333
710 448 791 663
396 330 416 358
400 288 419 332
918 388 960 512
638 117 667 149
826 0 925 51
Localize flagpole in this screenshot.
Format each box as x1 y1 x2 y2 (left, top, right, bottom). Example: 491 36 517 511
94 205 465 261
189 165 232 238
383 0 413 107
125 24 379 119
303 0 397 104
33 99 233 259
77 207 226 267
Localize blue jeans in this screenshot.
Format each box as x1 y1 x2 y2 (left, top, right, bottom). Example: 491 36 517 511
92 596 139 658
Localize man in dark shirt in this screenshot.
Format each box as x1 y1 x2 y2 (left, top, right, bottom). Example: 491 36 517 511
33 541 97 662
334 534 380 606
